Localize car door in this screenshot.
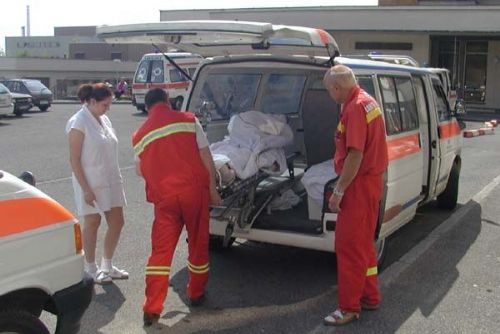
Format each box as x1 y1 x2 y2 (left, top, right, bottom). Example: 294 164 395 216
431 78 461 195
377 74 423 234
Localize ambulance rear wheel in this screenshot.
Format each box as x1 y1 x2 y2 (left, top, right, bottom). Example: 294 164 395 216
375 237 387 267
209 235 235 251
437 160 460 210
0 309 50 334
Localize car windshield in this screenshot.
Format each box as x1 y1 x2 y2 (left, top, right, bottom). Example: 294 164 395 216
24 80 47 92
0 83 9 94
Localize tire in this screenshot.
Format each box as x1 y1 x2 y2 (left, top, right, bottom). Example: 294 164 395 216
173 97 183 111
437 160 460 210
13 108 23 117
0 309 50 334
209 235 235 251
375 237 387 267
39 105 49 112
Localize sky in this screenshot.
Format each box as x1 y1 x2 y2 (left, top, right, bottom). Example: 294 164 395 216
0 0 377 52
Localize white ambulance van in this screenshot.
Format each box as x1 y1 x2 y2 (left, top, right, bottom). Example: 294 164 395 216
132 52 203 112
0 170 93 334
98 21 463 263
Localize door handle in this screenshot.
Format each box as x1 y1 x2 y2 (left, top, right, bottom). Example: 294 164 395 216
431 140 437 149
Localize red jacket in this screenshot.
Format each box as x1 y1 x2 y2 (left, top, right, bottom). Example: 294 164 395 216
132 103 209 204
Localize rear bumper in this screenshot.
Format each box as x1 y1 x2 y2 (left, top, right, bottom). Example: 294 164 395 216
52 273 94 334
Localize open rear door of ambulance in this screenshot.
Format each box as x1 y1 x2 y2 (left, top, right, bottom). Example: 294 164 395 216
96 20 340 58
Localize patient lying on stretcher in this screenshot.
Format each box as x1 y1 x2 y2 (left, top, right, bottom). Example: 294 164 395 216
210 110 294 188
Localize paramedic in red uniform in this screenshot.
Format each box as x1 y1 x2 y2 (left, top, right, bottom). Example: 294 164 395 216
322 65 388 326
132 88 222 327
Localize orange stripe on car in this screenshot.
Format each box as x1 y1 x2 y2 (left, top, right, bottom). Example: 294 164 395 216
148 82 190 89
0 197 75 237
316 29 331 44
439 120 461 139
387 133 421 161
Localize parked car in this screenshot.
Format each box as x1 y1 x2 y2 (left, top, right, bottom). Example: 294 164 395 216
0 170 93 334
98 21 463 264
0 83 13 116
0 79 53 112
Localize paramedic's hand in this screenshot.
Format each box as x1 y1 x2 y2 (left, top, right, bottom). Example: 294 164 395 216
84 190 97 207
328 193 342 213
210 190 223 206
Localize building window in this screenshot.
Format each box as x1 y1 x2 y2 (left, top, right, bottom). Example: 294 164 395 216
464 41 487 104
74 52 85 59
111 52 122 61
355 42 413 51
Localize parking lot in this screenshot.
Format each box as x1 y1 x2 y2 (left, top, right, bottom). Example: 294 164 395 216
2 103 500 333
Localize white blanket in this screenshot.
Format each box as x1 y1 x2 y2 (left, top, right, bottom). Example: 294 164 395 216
301 159 337 206
211 111 294 180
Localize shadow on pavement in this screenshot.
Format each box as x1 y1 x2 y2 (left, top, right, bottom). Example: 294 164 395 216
79 283 127 334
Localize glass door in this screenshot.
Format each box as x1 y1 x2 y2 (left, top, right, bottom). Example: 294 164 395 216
464 41 488 104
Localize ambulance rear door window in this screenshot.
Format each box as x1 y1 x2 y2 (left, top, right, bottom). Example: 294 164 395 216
261 74 306 115
150 60 164 83
135 60 149 83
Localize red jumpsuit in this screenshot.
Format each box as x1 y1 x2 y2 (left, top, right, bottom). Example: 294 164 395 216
132 103 210 315
334 86 388 313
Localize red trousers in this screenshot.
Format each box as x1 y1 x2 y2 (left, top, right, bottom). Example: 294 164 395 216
335 174 383 313
143 186 210 315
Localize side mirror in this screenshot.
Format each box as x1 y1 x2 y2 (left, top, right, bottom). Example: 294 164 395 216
18 171 36 186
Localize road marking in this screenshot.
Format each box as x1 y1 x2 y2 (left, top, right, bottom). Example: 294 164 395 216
37 165 136 186
472 173 500 203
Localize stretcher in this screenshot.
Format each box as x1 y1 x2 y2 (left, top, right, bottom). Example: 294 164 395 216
210 153 300 246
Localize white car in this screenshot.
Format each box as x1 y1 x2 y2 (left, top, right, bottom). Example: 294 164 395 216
0 170 93 333
0 83 13 116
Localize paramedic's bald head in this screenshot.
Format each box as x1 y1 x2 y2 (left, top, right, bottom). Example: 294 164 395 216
323 65 357 104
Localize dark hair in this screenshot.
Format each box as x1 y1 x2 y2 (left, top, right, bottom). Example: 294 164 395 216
77 82 112 103
145 88 169 109
77 84 92 103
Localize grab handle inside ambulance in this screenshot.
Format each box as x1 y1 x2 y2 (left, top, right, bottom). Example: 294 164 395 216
322 176 339 232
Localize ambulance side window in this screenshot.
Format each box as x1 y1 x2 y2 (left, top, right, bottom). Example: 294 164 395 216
357 76 376 98
150 60 164 83
432 79 451 122
169 69 189 83
395 77 419 131
379 76 402 135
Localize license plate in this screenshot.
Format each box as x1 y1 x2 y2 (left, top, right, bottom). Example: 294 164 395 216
39 100 49 105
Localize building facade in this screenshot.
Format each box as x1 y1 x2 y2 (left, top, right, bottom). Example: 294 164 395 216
160 3 500 111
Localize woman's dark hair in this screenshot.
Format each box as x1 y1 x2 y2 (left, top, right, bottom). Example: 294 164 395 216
77 84 93 103
77 83 113 103
145 88 169 109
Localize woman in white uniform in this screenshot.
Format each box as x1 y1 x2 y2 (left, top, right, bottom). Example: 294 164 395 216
67 83 128 284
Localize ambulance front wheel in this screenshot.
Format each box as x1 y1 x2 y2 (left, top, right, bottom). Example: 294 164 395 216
0 308 50 334
437 159 461 210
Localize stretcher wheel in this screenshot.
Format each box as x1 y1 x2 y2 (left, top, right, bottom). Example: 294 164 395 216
209 235 235 250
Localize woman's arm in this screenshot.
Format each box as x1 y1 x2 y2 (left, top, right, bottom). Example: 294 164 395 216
68 129 96 207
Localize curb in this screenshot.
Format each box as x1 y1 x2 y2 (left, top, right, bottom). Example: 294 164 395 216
380 174 500 288
463 119 497 138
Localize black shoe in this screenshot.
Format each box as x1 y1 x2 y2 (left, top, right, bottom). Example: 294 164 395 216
189 294 206 307
143 312 160 327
